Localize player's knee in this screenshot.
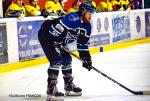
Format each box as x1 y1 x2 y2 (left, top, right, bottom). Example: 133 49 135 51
61 60 72 77
48 61 61 80
62 56 72 67
63 60 72 67
61 59 72 74
49 61 62 70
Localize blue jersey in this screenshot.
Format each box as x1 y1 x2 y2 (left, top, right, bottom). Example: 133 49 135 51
48 12 91 50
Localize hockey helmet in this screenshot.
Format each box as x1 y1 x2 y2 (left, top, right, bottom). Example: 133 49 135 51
79 1 96 15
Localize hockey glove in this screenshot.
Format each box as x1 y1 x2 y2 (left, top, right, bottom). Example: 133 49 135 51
41 9 49 18
82 61 93 71
57 10 65 16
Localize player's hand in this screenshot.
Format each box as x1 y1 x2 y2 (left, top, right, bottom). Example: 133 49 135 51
17 13 24 21
82 61 93 71
57 10 65 16
41 9 49 18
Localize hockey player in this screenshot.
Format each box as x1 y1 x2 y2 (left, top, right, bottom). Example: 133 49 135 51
38 1 96 101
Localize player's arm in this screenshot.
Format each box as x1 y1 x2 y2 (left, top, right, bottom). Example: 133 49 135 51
77 24 93 71
52 13 81 36
5 5 23 17
77 36 92 71
25 5 41 16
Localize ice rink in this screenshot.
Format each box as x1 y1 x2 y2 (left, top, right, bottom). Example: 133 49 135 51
0 43 150 101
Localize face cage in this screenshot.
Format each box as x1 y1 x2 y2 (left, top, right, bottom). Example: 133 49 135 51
82 8 96 15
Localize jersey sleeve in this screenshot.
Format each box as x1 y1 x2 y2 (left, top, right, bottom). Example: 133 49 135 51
77 23 92 61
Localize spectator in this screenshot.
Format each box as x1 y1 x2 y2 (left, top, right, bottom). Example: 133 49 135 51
128 0 136 10
58 0 68 7
5 0 26 18
128 0 143 10
97 0 113 12
111 0 122 11
119 0 132 10
25 0 41 16
2 0 12 17
45 0 66 16
134 0 143 9
97 1 108 12
67 1 80 13
105 0 113 11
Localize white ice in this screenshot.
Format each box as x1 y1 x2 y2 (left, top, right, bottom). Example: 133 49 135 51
0 43 150 101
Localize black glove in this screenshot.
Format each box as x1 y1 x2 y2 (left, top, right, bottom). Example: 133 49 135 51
82 60 93 71
57 10 65 16
41 9 49 18
123 4 127 10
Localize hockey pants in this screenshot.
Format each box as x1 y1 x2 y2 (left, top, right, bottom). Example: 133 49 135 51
38 28 72 86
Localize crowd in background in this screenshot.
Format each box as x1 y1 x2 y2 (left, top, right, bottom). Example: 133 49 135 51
2 0 144 19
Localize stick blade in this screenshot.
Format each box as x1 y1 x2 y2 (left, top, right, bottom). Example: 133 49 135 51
143 91 150 95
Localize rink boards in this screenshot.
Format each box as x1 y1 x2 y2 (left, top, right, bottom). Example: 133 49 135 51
0 38 150 73
0 9 150 72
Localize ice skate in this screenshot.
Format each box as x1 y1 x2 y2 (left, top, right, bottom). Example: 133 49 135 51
64 77 82 96
47 95 64 101
47 80 64 101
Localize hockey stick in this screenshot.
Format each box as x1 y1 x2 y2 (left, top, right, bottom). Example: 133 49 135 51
61 45 150 95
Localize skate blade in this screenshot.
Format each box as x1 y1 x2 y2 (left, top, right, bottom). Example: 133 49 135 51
65 91 82 96
47 95 64 101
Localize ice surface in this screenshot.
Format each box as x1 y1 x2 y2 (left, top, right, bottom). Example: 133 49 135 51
0 43 150 101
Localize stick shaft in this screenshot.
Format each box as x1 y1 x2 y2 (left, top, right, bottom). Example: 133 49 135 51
92 67 142 95
61 46 143 95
